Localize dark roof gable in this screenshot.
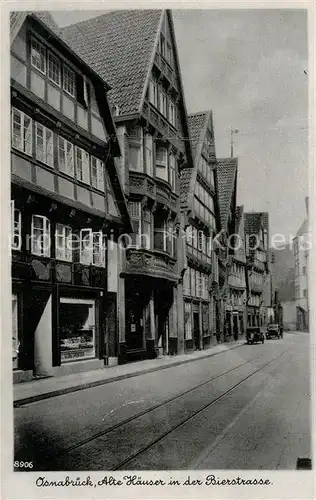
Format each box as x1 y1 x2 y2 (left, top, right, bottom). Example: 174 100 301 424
217 158 238 230
244 212 269 236
61 10 162 116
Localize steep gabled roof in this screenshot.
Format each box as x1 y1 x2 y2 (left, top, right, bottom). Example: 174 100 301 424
244 212 269 236
180 110 215 212
217 158 238 230
61 10 162 116
10 11 61 42
188 111 210 161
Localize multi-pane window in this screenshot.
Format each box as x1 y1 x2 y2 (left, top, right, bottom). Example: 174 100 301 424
169 102 176 127
48 51 61 86
31 215 50 257
63 65 75 97
165 220 175 257
35 123 54 167
92 232 106 267
31 37 46 74
58 136 74 177
142 209 151 250
91 156 105 191
159 91 168 116
11 201 21 251
128 126 143 172
169 153 176 191
145 134 153 177
155 147 168 182
75 146 90 184
55 223 72 262
129 201 142 246
11 108 32 156
79 229 105 267
148 80 158 107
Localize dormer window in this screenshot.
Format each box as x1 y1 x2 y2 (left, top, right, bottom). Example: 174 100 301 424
31 37 45 74
63 65 75 97
48 51 61 86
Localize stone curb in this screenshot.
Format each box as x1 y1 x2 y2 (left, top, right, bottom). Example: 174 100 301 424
14 341 245 407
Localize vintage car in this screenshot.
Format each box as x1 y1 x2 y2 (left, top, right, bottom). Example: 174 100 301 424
246 327 265 344
266 324 282 339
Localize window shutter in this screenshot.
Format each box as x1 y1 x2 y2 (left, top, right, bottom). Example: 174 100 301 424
97 160 105 191
83 150 90 184
66 142 74 177
80 228 92 265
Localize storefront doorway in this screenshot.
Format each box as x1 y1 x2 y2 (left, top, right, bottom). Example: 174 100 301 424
59 298 96 363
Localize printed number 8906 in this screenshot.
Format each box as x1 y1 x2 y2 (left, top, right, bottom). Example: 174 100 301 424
14 461 33 468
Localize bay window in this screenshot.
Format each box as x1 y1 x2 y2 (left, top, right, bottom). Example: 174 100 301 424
31 37 46 74
55 223 72 262
11 201 21 251
142 209 151 250
128 126 143 172
63 64 75 97
58 136 74 177
155 147 168 182
165 220 175 256
48 50 61 86
12 108 32 156
31 215 50 257
91 156 105 191
35 123 54 166
76 146 90 184
154 212 166 251
145 134 153 177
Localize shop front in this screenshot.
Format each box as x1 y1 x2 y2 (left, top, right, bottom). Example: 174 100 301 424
124 276 174 362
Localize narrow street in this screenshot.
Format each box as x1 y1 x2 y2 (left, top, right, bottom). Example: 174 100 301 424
14 333 310 471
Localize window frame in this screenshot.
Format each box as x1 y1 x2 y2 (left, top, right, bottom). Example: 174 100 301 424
75 146 90 184
63 64 76 97
47 49 61 87
31 214 51 257
11 201 22 251
11 108 32 156
58 136 74 177
55 223 72 262
31 36 46 75
35 122 54 167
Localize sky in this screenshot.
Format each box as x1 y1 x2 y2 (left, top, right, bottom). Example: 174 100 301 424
51 8 308 239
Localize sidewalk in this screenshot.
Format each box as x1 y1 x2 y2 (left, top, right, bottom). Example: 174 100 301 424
14 340 245 407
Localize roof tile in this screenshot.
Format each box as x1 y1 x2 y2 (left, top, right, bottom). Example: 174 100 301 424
217 157 237 230
61 10 162 116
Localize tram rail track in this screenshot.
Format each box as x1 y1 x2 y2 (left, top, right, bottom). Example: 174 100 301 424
40 346 291 470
